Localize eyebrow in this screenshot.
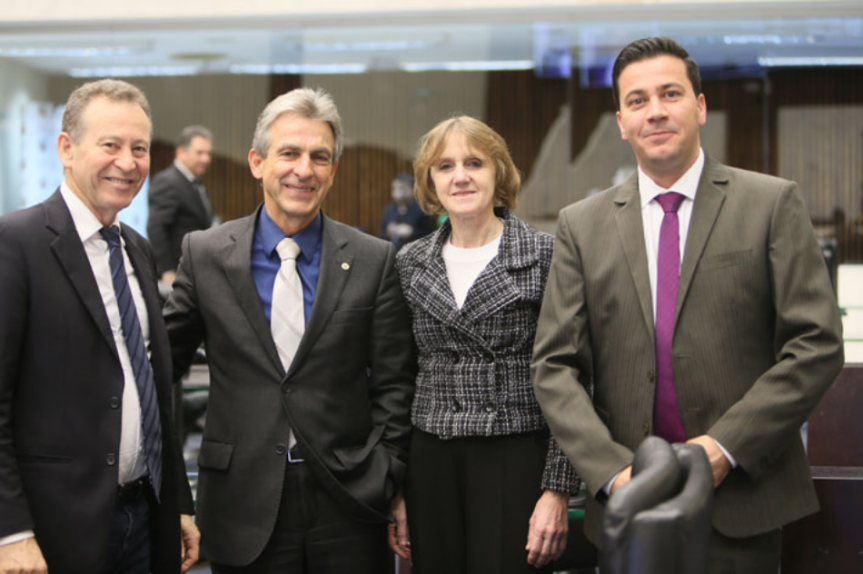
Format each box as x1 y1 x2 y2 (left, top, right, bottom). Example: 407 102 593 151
275 143 332 155
624 82 687 100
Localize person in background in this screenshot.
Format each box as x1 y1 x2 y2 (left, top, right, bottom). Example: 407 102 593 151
380 172 436 250
148 125 216 286
532 37 844 574
390 116 579 574
0 79 198 574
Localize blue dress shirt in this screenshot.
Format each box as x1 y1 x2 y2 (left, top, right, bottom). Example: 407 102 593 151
251 208 321 324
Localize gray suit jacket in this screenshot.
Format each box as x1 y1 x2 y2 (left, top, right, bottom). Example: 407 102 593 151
532 155 844 544
163 207 415 567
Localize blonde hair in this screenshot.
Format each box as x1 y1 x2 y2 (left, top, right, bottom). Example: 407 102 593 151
413 116 521 215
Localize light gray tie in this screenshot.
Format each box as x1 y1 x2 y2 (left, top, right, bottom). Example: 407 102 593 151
272 237 305 449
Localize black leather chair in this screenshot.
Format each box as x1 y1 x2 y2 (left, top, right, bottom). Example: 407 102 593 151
601 437 713 574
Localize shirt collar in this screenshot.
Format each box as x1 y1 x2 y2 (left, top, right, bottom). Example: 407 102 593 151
173 160 196 182
638 148 705 208
59 182 121 243
257 207 322 263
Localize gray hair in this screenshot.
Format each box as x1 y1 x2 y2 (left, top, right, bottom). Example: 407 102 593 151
251 87 343 161
177 125 213 148
62 79 152 143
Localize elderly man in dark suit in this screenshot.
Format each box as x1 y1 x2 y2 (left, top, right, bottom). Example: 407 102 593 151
0 79 198 574
163 87 415 574
147 125 216 284
532 37 844 573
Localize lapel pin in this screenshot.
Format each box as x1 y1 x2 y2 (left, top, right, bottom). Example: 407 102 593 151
341 262 350 270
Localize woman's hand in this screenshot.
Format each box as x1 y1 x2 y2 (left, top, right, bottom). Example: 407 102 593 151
387 491 412 562
525 489 569 568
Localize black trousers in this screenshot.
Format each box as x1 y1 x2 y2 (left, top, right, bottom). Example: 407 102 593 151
211 461 388 574
406 429 551 574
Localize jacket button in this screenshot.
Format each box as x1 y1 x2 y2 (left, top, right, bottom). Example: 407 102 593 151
485 403 495 413
452 353 460 364
647 370 655 383
283 387 292 395
452 400 461 412
109 396 120 409
106 453 116 466
275 443 287 455
642 423 650 436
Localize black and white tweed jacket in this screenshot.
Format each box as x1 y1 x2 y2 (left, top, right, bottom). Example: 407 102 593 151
396 209 578 493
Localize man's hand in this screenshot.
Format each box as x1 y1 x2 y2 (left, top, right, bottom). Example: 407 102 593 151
609 465 633 495
387 492 411 562
687 435 732 488
179 514 200 573
525 490 569 568
0 538 47 574
160 271 177 285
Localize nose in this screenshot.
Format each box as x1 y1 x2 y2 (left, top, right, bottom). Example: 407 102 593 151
646 97 667 121
115 147 137 172
453 164 470 184
294 154 313 179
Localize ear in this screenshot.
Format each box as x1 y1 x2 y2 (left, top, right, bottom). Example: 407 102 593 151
616 111 629 142
57 132 75 169
696 93 707 127
330 160 339 178
248 148 264 179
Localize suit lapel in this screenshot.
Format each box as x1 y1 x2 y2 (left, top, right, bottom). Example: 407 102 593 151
287 215 352 377
408 224 489 346
676 158 729 326
220 211 284 374
45 191 117 358
614 178 654 336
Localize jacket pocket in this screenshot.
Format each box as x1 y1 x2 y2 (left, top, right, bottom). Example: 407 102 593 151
329 307 373 325
197 440 234 470
698 249 753 272
332 425 386 471
16 453 72 465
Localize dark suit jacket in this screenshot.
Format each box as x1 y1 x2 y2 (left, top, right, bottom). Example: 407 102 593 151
0 190 194 573
147 164 213 275
532 156 844 545
163 207 416 567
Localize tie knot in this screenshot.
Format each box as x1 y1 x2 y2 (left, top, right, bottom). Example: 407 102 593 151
276 237 301 262
656 192 685 214
99 226 122 249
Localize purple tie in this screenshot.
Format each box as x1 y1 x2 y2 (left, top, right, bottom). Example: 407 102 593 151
653 192 686 443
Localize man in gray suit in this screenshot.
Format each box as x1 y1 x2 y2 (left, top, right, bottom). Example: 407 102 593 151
532 37 844 572
163 87 415 573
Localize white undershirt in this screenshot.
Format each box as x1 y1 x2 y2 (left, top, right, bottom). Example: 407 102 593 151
442 233 502 309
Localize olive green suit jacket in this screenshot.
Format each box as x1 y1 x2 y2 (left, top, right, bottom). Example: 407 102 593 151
532 155 844 545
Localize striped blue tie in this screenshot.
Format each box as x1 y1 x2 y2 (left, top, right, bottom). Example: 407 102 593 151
100 226 163 501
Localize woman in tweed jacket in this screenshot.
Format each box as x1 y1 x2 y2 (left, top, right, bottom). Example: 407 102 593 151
389 116 579 574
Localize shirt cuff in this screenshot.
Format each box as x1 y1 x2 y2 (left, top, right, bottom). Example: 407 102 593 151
0 531 35 546
604 473 619 496
713 438 738 468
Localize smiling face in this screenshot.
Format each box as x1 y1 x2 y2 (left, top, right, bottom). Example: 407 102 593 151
248 112 338 235
429 133 496 222
57 97 151 227
177 135 212 178
616 55 706 188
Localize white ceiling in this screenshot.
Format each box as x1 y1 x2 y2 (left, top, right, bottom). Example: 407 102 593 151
1 12 862 77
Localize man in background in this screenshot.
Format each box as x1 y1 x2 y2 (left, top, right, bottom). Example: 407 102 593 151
532 37 844 573
148 125 216 285
0 79 198 574
379 173 435 251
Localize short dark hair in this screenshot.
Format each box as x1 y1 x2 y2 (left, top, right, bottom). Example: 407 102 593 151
612 37 701 110
177 125 213 148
